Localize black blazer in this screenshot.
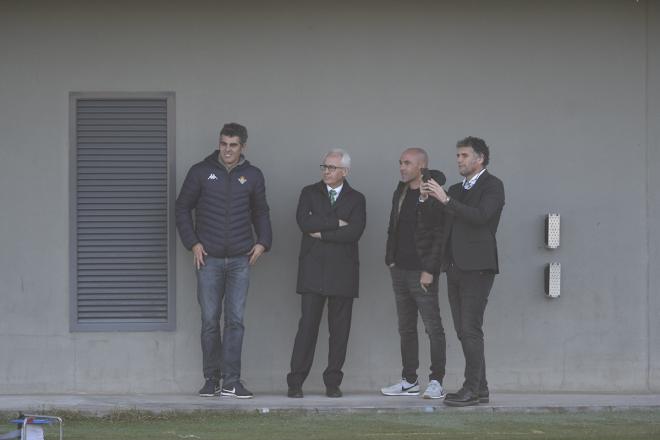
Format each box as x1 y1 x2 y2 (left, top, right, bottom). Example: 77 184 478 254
296 180 367 297
441 170 505 273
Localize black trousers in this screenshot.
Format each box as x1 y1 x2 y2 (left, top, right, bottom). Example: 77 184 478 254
446 264 494 393
287 293 354 389
390 266 446 383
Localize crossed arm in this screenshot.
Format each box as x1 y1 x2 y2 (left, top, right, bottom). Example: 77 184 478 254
296 189 366 244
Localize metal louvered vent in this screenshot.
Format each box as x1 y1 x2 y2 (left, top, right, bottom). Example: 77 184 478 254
71 93 175 331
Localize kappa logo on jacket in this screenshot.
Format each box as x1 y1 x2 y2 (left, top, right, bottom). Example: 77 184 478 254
208 173 218 180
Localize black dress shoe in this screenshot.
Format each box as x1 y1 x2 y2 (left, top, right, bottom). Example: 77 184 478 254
287 387 303 398
444 388 466 401
443 388 479 407
479 389 489 403
326 386 342 398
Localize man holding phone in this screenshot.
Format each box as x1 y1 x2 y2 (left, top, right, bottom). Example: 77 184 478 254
381 147 447 399
423 136 504 406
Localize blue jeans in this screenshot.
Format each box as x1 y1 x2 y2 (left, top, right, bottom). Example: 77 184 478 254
197 255 250 386
390 266 446 383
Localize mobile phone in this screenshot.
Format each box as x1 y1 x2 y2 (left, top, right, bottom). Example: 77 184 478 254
421 168 431 182
421 169 446 185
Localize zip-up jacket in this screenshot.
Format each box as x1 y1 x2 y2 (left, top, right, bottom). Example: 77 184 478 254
175 152 272 257
385 181 444 275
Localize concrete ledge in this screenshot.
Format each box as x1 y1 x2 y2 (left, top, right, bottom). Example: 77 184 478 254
1 393 659 416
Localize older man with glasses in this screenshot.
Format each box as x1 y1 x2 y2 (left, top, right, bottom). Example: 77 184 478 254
286 149 366 398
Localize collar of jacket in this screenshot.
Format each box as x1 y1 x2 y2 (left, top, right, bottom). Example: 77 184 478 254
452 170 490 194
316 179 352 199
394 180 412 215
204 152 248 173
472 169 490 189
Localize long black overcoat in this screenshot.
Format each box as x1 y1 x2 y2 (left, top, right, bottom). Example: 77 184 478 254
295 180 366 298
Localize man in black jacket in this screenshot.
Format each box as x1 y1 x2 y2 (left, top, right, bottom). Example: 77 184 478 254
381 148 447 400
286 149 366 398
424 136 505 406
175 123 272 399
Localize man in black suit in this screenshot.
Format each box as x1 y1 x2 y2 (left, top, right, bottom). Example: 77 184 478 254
286 149 366 398
424 136 505 406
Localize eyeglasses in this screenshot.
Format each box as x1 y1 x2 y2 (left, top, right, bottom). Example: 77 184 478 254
320 164 346 172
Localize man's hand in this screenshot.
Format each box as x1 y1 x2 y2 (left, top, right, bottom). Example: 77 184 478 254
424 179 450 204
192 243 208 270
247 243 266 266
339 219 349 227
420 271 433 293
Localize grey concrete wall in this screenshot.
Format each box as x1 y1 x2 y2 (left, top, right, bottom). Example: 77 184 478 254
0 0 656 393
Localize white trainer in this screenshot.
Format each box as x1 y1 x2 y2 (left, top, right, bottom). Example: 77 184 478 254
381 379 420 396
422 380 446 399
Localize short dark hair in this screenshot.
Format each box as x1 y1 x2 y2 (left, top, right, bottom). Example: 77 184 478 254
220 123 248 144
456 136 489 166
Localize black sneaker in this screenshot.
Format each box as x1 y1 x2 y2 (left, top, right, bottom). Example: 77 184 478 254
221 381 254 399
198 378 220 397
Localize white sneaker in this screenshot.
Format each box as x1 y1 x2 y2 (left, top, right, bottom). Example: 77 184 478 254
381 379 420 396
422 380 446 399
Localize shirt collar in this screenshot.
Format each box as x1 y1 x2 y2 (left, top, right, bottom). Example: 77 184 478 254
327 183 344 197
462 168 487 190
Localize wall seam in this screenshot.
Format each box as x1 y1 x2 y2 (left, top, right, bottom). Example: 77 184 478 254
645 0 651 392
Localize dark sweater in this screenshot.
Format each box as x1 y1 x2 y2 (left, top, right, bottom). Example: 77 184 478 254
394 188 422 270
